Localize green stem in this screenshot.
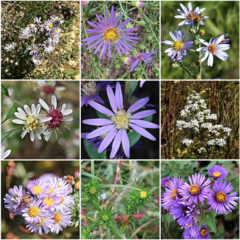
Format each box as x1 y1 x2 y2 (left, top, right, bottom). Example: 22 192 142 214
195 24 202 78
179 62 195 78
119 1 128 20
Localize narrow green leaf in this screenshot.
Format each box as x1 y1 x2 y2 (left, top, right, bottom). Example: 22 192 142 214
1 84 9 96
1 127 22 143
109 223 126 239
205 211 217 233
81 171 103 181
128 81 139 97
24 96 31 105
99 184 140 191
1 103 18 124
84 138 107 159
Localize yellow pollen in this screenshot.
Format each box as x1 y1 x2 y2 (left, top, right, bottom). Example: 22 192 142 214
13 194 19 199
25 116 39 132
32 186 43 195
54 213 62 223
111 110 131 129
208 44 217 54
170 189 178 199
43 197 54 207
103 27 119 42
215 191 227 203
187 222 191 228
200 228 207 237
213 171 221 178
59 197 64 205
90 188 96 194
164 181 169 187
187 12 196 21
55 29 59 33
140 191 147 199
36 217 45 226
189 184 200 196
76 182 80 189
28 206 40 217
173 41 183 51
48 188 54 194
48 24 53 28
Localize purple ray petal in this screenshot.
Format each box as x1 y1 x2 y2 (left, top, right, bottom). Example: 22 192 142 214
115 82 123 109
94 40 104 54
131 110 156 119
99 41 108 58
88 101 114 116
121 129 130 158
114 42 122 57
86 39 103 50
127 97 149 113
98 128 117 153
86 125 114 139
130 120 159 129
83 118 113 126
107 85 118 113
110 129 123 159
116 18 132 30
82 34 103 43
129 123 156 141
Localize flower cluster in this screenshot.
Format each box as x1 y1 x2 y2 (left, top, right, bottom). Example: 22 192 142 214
4 16 64 65
176 90 231 155
12 95 73 142
4 172 79 235
161 165 239 239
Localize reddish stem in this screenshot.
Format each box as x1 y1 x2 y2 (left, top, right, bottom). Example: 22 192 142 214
111 160 121 193
114 213 145 221
81 208 89 227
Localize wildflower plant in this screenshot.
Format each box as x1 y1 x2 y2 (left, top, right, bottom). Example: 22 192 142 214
161 161 239 239
161 2 231 79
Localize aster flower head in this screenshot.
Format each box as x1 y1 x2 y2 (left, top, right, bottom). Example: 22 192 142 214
83 82 159 159
161 176 171 188
196 35 230 67
40 194 61 210
175 2 209 27
51 211 72 234
12 104 52 142
39 95 73 141
49 33 60 45
54 194 75 212
4 43 17 52
217 34 230 44
37 81 65 96
208 165 228 180
1 146 11 159
27 44 39 55
179 173 211 205
50 16 64 25
208 180 238 214
43 40 55 54
82 6 139 59
19 28 32 39
27 179 48 197
34 17 42 24
197 224 210 239
45 20 54 31
162 29 193 62
32 54 43 65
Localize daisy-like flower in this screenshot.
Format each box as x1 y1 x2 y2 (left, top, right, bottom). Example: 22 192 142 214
208 165 228 180
179 173 211 204
34 17 42 24
50 16 64 25
53 28 61 34
161 177 171 188
4 43 17 52
129 50 157 72
19 28 32 39
47 177 73 195
162 30 193 62
40 194 61 210
39 95 73 141
12 104 52 142
45 20 54 31
27 44 39 55
37 81 65 96
197 224 210 239
1 146 11 159
83 82 159 159
208 180 238 214
49 33 60 45
32 54 43 65
43 40 55 54
55 194 74 212
82 6 139 59
27 180 48 197
51 211 72 234
175 2 209 27
162 177 184 210
196 35 230 67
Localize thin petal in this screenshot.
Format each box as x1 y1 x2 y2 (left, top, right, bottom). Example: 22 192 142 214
130 120 159 129
24 105 31 115
61 109 73 115
86 125 114 139
107 85 118 113
115 82 123 109
131 110 156 119
129 123 156 141
208 53 214 67
30 131 34 142
98 128 117 153
88 101 114 116
201 51 209 62
110 129 122 159
52 96 57 109
121 129 130 158
39 99 50 111
12 119 25 124
127 97 149 113
82 118 113 126
63 116 73 121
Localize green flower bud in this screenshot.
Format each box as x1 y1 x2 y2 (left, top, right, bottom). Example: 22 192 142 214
146 35 153 41
139 44 145 50
115 63 121 69
195 74 201 79
132 49 138 55
195 60 202 66
137 20 146 27
189 28 197 34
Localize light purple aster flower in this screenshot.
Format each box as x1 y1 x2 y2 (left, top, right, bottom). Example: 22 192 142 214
49 33 60 45
129 51 157 72
4 43 17 52
45 20 54 31
162 30 193 62
50 16 64 25
27 44 39 55
82 6 139 59
196 35 230 67
47 177 73 195
40 194 61 210
179 173 211 205
208 180 238 214
162 177 184 210
82 82 159 159
197 224 210 239
19 28 32 39
43 40 55 54
34 17 42 24
161 176 171 188
27 179 48 197
51 211 72 234
32 54 43 65
175 2 209 27
217 34 229 44
208 165 228 180
55 194 74 212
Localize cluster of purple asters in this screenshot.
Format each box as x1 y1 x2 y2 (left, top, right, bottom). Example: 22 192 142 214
161 2 230 67
82 5 157 72
161 165 239 239
4 171 79 235
4 16 64 65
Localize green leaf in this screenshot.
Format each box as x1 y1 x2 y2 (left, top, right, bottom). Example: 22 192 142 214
81 170 103 181
84 138 107 159
145 202 158 209
96 111 110 120
24 96 30 105
128 81 139 97
1 127 22 143
99 184 140 191
205 211 217 233
1 103 18 124
1 84 9 96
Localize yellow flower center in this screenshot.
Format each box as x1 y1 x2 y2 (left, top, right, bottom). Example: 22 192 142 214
90 187 96 194
187 12 196 21
32 186 42 195
172 41 183 51
208 44 217 54
212 171 221 178
140 191 147 199
36 217 45 226
48 24 53 29
164 181 169 187
48 188 54 194
28 206 40 217
25 115 39 131
82 81 97 96
200 228 207 237
215 191 227 203
54 213 62 223
189 184 200 196
111 110 131 129
102 215 109 221
54 29 59 33
76 182 80 189
103 27 119 42
43 197 54 207
170 189 178 199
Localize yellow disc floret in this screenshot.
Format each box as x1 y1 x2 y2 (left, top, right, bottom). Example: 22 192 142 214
28 206 40 217
32 186 43 195
189 184 200 196
48 24 53 29
173 41 184 51
200 228 207 237
111 110 131 129
103 27 119 42
36 217 45 226
215 191 227 203
43 197 54 207
213 171 221 178
140 191 147 199
170 189 178 199
25 115 39 131
54 213 62 223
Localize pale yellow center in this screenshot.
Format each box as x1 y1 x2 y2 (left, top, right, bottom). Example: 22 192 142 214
48 188 54 194
32 186 42 195
103 27 119 41
189 184 200 196
111 110 131 129
140 191 147 199
76 182 80 189
173 41 183 51
213 171 221 178
25 115 39 131
43 197 54 207
28 206 40 217
208 44 217 54
59 197 64 205
54 29 59 33
215 191 227 203
54 213 62 223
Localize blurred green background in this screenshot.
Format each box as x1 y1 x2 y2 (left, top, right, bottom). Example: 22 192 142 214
161 161 239 239
1 160 79 239
1 81 79 159
161 1 239 79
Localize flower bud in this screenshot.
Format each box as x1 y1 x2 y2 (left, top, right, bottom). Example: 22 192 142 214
194 40 199 45
15 62 19 66
75 181 80 190
199 29 205 36
195 74 201 79
195 60 202 66
170 62 179 68
126 23 133 29
5 58 9 62
139 44 145 50
10 60 14 63
137 20 146 27
121 56 132 65
199 12 205 18
63 175 75 184
115 63 121 69
194 16 201 24
189 28 196 34
132 49 139 55
146 36 153 41
75 170 80 179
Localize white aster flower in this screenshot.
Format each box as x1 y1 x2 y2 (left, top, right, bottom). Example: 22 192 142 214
37 81 65 97
182 138 193 147
1 146 11 159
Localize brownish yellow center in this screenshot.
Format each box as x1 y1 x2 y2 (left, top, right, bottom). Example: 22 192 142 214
170 189 178 199
200 228 207 237
213 171 221 178
103 27 119 42
187 12 196 21
215 191 227 203
189 184 200 196
208 44 217 54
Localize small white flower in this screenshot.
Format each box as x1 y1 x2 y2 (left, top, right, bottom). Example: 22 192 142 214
182 139 193 147
37 81 65 96
1 146 11 159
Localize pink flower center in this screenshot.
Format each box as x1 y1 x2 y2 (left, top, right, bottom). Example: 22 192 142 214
42 85 56 94
45 107 64 131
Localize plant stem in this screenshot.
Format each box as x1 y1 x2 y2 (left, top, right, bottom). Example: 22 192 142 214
195 24 202 78
119 1 128 20
179 62 195 78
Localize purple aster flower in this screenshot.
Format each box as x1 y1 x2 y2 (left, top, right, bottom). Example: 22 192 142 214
49 33 60 45
208 165 228 180
75 170 80 179
162 177 184 210
38 173 58 182
197 224 210 239
196 35 230 67
82 82 159 159
161 176 171 188
27 44 39 55
4 43 17 52
40 195 61 210
183 229 192 239
51 211 72 234
179 173 211 205
55 194 74 212
45 177 72 196
27 179 48 197
174 2 209 27
129 51 157 72
32 54 43 65
217 34 229 44
162 30 193 62
82 6 139 59
208 180 238 214
43 40 55 54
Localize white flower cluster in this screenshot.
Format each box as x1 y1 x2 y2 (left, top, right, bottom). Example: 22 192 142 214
177 90 231 149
